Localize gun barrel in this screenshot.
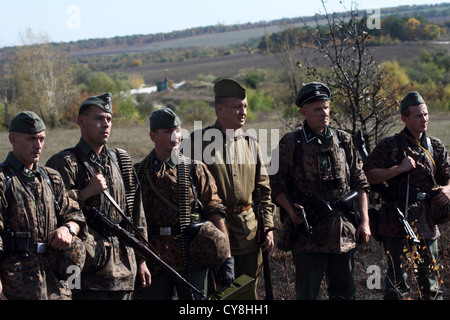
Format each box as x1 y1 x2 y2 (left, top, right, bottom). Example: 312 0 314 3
390 203 420 243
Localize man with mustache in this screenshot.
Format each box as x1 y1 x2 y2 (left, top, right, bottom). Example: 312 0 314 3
270 82 370 300
46 93 150 300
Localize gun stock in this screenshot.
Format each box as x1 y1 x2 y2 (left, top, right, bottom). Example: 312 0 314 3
84 206 206 298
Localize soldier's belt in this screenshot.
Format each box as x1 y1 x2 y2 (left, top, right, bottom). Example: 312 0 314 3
151 226 181 236
226 204 252 215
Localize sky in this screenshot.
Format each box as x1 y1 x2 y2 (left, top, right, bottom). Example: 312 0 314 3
0 0 446 48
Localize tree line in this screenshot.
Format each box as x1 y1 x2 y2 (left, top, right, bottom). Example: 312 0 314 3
0 6 448 150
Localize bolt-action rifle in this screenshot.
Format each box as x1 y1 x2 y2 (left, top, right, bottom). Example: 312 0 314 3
255 188 277 300
84 206 206 299
353 129 420 243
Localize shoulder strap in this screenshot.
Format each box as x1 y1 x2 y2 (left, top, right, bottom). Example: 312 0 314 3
38 167 61 212
145 169 179 212
398 132 436 168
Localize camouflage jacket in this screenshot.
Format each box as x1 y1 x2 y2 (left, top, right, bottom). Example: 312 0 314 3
46 138 147 292
271 122 370 253
134 149 226 273
363 128 450 239
0 152 86 300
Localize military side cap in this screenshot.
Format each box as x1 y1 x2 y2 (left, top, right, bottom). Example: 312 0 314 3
150 108 181 130
400 91 426 113
9 111 46 134
79 92 113 115
295 82 331 108
214 78 247 99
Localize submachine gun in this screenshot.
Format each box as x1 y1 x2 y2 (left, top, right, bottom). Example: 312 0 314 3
353 130 420 244
84 206 206 299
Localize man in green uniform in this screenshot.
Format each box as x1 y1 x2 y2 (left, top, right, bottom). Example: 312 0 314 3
270 82 371 300
135 108 233 300
189 78 275 299
0 111 86 300
364 91 450 300
46 93 151 300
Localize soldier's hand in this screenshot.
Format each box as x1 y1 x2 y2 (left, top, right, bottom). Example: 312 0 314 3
398 156 416 173
356 221 371 244
217 257 235 287
290 204 305 225
48 226 73 251
138 260 152 288
432 185 450 207
81 173 108 201
261 229 274 253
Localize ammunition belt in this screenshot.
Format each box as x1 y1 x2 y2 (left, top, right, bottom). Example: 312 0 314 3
177 152 191 267
115 148 136 220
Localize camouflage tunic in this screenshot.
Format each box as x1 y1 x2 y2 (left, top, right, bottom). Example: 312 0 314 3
134 149 226 273
363 128 450 239
46 138 147 292
270 123 370 253
188 121 275 255
0 152 86 300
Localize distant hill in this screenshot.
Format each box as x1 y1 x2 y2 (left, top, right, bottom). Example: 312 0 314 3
62 2 449 58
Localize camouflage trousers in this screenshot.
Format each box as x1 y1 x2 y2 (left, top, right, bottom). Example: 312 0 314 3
293 249 357 300
383 236 442 300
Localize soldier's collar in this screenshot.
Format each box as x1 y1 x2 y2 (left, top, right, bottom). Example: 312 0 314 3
5 151 39 178
150 149 176 170
302 121 331 145
402 127 429 150
76 138 110 163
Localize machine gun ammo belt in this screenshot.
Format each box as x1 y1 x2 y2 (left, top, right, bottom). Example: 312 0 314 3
177 152 191 267
114 148 137 220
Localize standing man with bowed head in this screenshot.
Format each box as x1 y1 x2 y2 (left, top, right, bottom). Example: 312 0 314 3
46 93 150 300
189 78 276 299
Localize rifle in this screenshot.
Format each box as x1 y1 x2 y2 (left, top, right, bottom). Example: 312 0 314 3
354 130 420 244
255 188 277 300
388 202 420 243
84 206 206 299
